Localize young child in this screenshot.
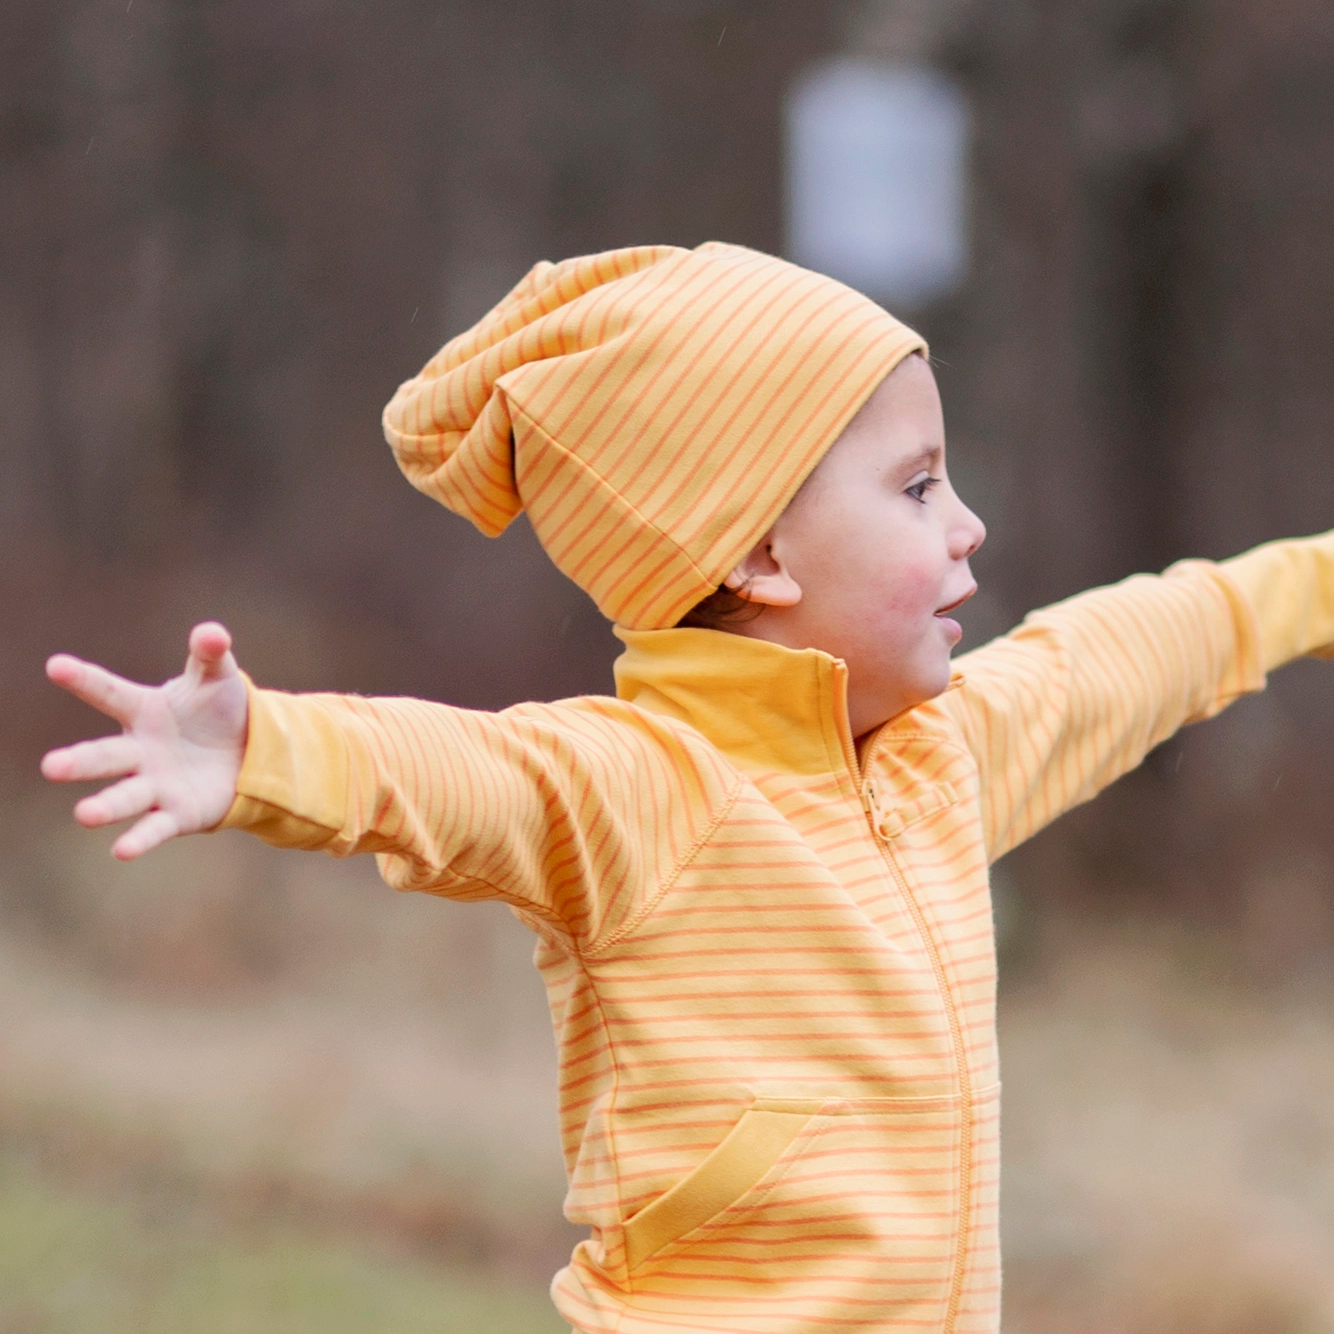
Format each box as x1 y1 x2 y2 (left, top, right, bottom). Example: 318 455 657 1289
42 242 1334 1334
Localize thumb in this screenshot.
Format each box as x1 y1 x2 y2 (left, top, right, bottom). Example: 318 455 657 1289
186 622 237 682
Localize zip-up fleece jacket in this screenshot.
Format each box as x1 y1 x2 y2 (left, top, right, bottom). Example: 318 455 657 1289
222 531 1334 1334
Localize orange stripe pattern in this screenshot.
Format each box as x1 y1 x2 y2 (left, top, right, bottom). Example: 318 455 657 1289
381 243 925 629
221 534 1334 1332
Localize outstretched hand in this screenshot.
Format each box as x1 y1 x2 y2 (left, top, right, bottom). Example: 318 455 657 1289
41 622 249 860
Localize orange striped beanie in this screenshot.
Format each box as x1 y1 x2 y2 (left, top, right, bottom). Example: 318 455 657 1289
382 242 925 629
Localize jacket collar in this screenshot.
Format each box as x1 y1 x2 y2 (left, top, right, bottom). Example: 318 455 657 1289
614 626 861 778
614 627 966 780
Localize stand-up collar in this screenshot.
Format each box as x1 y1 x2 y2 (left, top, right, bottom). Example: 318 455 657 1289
613 627 860 778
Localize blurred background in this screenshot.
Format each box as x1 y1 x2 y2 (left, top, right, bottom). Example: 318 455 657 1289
3 0 1334 1329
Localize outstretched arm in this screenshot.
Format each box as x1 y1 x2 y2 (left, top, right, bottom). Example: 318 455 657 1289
45 625 740 951
41 622 248 860
939 530 1334 863
215 683 739 948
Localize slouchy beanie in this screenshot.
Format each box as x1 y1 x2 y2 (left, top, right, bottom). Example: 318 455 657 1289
382 242 925 629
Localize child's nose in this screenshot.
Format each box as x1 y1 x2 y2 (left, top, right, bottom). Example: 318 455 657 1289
951 499 986 560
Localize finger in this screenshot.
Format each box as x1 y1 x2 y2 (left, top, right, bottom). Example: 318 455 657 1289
74 775 155 828
41 735 140 784
45 655 144 726
187 622 236 682
112 809 180 861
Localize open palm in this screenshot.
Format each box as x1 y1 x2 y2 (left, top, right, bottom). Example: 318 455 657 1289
42 622 249 860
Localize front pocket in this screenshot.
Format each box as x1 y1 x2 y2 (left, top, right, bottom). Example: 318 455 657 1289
620 1092 964 1305
621 1097 824 1272
612 1095 966 1331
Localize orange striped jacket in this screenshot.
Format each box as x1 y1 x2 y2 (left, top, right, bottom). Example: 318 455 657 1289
222 532 1334 1333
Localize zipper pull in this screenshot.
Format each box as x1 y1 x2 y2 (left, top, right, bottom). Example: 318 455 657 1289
860 780 877 822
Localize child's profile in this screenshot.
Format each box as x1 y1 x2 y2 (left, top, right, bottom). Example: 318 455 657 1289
41 241 1334 1334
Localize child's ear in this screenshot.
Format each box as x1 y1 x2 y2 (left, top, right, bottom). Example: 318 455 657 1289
724 533 803 608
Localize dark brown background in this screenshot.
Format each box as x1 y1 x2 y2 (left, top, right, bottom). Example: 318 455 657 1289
3 1 1333 1328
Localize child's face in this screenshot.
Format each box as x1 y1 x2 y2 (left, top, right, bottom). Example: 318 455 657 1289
726 354 985 738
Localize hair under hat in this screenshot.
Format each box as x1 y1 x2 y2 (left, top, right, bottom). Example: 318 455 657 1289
382 242 925 629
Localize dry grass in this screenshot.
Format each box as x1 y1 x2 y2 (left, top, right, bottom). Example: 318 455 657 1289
3 790 1333 1331
998 909 1334 1332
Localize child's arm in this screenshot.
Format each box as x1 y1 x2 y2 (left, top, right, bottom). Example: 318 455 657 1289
42 622 248 861
941 530 1334 863
45 625 739 949
1217 531 1334 674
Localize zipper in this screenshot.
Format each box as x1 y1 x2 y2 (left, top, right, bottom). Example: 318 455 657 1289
835 666 971 1333
865 792 973 1333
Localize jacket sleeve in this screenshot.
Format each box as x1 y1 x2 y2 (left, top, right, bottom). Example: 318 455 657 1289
218 686 739 949
941 530 1334 863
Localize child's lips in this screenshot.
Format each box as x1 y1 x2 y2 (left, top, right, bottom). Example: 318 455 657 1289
934 585 978 618
934 585 977 646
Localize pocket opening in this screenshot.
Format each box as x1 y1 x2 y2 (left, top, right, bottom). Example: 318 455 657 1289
621 1098 823 1272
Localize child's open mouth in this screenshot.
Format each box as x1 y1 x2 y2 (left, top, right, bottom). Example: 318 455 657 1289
934 585 978 618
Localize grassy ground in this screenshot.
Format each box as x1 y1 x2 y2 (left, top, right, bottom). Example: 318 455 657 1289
0 1151 568 1334
4 808 1334 1332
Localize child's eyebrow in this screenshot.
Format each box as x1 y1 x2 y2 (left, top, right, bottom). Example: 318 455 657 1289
894 445 943 475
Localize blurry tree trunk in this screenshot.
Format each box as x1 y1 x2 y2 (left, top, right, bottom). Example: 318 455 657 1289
1 0 837 738
930 0 1334 919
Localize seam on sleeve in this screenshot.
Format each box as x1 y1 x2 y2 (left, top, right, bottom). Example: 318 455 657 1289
217 794 345 845
331 697 355 828
978 625 1074 864
1171 558 1267 703
393 860 575 936
582 775 745 959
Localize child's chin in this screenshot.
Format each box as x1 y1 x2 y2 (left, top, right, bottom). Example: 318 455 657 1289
913 657 954 704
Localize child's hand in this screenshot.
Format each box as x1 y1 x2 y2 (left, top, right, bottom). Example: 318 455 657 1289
41 622 249 861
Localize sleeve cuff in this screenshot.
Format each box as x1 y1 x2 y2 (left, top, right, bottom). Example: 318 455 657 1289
218 677 351 846
1221 531 1334 673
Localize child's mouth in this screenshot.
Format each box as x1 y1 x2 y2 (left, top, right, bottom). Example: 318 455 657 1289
934 585 978 618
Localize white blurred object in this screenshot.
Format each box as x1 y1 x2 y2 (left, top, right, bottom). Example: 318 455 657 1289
786 58 969 307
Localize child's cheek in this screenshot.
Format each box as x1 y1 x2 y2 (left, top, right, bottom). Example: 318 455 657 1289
882 556 942 621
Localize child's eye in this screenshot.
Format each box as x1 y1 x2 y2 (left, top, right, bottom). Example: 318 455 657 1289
906 476 941 504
